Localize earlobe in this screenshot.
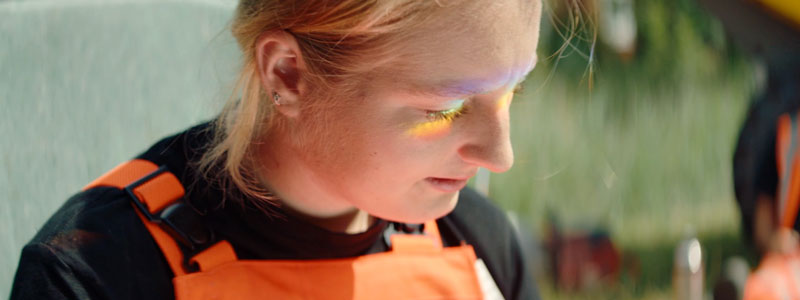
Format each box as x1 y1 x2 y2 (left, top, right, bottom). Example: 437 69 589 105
255 31 305 118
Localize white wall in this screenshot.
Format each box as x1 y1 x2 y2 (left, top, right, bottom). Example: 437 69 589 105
0 1 239 296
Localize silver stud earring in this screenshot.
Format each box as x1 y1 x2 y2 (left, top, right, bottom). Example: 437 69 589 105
272 91 281 106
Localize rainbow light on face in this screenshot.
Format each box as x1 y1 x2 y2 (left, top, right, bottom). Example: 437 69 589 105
405 89 517 138
406 99 465 138
496 89 514 111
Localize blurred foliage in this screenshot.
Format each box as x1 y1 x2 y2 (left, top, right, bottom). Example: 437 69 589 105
490 0 762 297
539 0 750 115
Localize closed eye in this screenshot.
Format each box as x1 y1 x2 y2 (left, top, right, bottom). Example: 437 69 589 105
425 103 467 123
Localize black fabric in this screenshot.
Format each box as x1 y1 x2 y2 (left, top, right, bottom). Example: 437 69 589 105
11 122 539 300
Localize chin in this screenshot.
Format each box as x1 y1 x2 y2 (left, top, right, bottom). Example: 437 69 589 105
378 191 460 224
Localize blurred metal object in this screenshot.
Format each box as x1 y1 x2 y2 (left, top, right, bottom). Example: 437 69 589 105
673 236 704 300
724 256 750 299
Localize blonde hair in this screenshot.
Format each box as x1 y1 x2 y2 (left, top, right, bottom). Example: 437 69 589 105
198 0 460 204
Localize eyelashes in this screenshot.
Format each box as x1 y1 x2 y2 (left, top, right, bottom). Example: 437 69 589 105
512 83 524 95
425 82 522 122
406 101 467 137
408 84 521 137
421 82 521 124
425 103 468 123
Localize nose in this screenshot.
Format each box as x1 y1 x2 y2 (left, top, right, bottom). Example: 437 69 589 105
457 104 514 173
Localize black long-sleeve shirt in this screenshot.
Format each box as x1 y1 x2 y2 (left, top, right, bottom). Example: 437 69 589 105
10 122 539 299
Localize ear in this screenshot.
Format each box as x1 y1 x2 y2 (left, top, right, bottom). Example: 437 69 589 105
255 30 306 118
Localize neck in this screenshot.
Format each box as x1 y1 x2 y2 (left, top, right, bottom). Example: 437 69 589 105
280 204 375 234
254 130 374 234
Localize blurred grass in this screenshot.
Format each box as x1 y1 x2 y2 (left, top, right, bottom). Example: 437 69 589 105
488 0 760 296
502 58 754 246
495 58 756 297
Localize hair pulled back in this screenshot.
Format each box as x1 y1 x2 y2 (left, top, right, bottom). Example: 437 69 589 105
199 0 454 203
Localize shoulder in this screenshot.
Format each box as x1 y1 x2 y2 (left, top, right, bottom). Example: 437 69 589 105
28 187 138 249
438 188 538 300
12 168 180 299
13 123 215 300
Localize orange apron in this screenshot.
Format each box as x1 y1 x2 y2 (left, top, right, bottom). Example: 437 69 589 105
84 159 494 299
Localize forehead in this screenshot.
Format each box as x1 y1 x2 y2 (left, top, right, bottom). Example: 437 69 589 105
373 0 541 97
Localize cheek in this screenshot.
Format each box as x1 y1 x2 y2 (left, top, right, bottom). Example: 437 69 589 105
323 111 409 176
406 120 454 139
295 108 369 172
306 100 456 184
356 124 443 182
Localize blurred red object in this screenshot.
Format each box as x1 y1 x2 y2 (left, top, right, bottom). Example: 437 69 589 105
545 216 622 290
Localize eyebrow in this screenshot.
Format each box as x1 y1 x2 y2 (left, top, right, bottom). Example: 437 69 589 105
418 79 500 98
413 58 538 98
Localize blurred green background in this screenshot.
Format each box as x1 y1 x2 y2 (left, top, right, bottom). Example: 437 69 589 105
1 0 764 298
492 0 760 298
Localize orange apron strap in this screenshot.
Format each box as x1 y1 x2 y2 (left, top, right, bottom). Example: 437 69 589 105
389 220 444 253
82 159 190 276
130 171 185 214
134 207 189 276
776 113 800 228
424 220 445 249
84 159 159 190
423 220 442 240
189 240 237 272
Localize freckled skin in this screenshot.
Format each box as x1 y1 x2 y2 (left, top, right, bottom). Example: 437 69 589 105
260 0 542 227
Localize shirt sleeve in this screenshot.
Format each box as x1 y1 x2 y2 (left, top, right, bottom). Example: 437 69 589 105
10 243 99 300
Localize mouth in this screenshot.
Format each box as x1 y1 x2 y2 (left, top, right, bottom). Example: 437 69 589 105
425 177 470 193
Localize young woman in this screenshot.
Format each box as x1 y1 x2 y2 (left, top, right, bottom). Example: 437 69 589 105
11 0 542 299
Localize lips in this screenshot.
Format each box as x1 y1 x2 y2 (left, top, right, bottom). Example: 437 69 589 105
425 177 469 193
